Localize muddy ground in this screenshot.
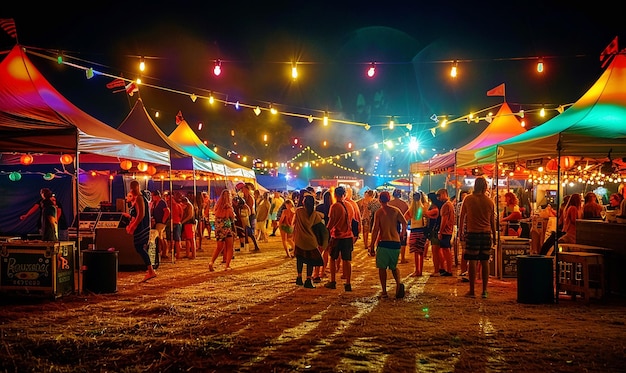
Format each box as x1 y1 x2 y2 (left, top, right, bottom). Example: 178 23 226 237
0 235 625 372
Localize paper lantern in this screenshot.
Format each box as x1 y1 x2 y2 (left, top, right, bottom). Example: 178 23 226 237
20 154 34 165
43 173 55 181
60 154 74 165
8 171 21 181
546 156 576 172
120 160 133 170
137 162 148 172
147 165 157 175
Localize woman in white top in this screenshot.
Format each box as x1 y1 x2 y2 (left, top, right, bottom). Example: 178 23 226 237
404 191 430 277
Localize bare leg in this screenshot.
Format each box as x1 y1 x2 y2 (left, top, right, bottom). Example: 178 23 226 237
480 259 489 295
209 241 224 271
343 259 351 285
378 268 387 294
224 237 234 270
468 260 477 296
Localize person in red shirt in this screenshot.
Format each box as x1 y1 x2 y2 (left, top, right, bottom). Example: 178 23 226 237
324 186 356 292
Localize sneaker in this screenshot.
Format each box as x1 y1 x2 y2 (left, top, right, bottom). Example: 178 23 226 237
460 271 468 277
324 281 336 289
344 283 352 292
441 271 453 277
313 277 321 283
461 277 470 283
439 269 447 275
295 277 303 286
481 292 488 299
304 279 315 289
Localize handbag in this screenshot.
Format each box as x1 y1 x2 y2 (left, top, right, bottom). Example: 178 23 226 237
339 202 359 238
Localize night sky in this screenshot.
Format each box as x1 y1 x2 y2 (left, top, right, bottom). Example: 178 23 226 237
2 2 624 184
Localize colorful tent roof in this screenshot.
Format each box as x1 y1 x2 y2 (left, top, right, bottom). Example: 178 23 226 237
117 98 216 174
415 102 526 172
0 45 170 166
168 120 256 180
459 51 626 168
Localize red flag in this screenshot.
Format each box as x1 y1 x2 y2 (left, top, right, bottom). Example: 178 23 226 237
125 82 139 96
106 78 125 89
0 18 16 39
175 111 184 125
487 83 505 97
600 36 619 67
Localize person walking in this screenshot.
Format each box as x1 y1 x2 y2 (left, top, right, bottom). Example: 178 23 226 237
293 195 327 288
458 176 496 298
126 180 157 282
209 189 236 272
388 188 409 263
312 189 332 282
369 191 408 299
324 186 356 292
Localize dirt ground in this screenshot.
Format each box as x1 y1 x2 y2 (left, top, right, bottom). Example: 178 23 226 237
0 235 625 373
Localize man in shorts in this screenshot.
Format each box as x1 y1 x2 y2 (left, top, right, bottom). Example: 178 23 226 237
324 186 356 292
388 188 409 263
369 191 408 299
458 177 496 298
436 188 455 276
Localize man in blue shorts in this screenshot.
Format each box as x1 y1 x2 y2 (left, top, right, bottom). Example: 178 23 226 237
369 191 408 299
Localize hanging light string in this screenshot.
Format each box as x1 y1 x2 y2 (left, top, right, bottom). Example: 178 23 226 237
24 47 577 134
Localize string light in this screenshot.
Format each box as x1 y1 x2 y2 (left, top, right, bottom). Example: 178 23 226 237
450 61 458 78
367 62 376 78
291 62 298 79
537 57 544 73
213 59 222 76
139 57 145 72
323 111 329 126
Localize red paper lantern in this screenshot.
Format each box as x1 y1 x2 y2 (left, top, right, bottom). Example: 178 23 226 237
120 160 133 170
147 165 157 175
20 154 34 165
60 154 74 165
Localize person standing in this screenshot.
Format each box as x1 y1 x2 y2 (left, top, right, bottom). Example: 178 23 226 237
293 195 327 288
425 192 443 275
126 180 157 282
324 186 356 292
181 196 197 259
278 199 296 257
164 192 183 260
312 189 332 282
559 193 582 244
150 190 170 259
269 191 284 236
456 190 469 279
209 189 236 271
369 191 408 298
388 188 409 263
40 189 58 241
458 177 496 298
404 191 429 277
255 191 270 243
436 188 455 276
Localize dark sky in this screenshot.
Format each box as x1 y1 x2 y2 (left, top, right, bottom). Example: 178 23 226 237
2 2 624 182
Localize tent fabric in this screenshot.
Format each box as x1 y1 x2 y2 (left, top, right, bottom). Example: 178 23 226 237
414 102 525 172
117 98 215 173
458 52 626 168
168 120 256 180
0 45 170 166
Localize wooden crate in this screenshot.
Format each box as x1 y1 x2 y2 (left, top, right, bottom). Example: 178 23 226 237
0 240 76 299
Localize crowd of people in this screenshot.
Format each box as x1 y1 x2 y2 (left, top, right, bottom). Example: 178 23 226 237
19 178 626 295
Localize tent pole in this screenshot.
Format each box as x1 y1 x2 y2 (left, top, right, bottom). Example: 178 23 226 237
554 139 563 304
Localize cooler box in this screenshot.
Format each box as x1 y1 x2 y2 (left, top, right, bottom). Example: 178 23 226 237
0 240 76 299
